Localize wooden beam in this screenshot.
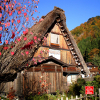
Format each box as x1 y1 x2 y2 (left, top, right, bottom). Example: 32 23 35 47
55 66 57 91
61 66 63 91
41 45 70 51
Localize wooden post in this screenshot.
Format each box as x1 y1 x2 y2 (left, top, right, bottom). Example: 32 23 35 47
99 88 100 100
95 92 97 100
61 97 63 100
80 94 82 100
61 66 63 91
23 71 24 95
17 73 21 97
66 97 68 100
76 95 78 99
71 95 73 99
55 66 57 91
62 92 64 96
86 94 87 100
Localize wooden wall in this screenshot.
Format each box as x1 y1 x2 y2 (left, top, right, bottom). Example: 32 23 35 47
34 24 75 65
0 77 19 94
0 24 78 95
23 65 67 93
34 47 75 65
23 71 64 94
1 66 68 95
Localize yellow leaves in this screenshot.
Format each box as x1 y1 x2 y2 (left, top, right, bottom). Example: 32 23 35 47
88 48 100 59
71 16 100 43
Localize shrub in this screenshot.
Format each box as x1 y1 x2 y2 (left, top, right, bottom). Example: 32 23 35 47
67 82 81 97
7 87 15 100
77 78 86 85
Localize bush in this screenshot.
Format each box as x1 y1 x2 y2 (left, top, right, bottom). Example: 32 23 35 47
7 87 15 100
26 93 62 100
27 94 48 100
77 78 86 85
67 78 86 97
67 82 81 97
80 75 100 96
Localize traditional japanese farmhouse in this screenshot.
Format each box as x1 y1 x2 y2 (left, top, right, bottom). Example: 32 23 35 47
86 62 100 76
0 7 90 95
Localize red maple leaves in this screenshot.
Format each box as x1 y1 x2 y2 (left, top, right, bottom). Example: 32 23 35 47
0 0 40 69
18 11 21 14
21 40 34 50
11 31 15 39
17 20 21 23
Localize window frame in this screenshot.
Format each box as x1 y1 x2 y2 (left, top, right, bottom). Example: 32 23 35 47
50 33 60 46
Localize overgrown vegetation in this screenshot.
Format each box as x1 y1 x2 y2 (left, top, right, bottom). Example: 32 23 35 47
26 90 65 100
24 75 100 99
1 75 100 100
67 78 86 97
67 75 100 99
71 16 100 67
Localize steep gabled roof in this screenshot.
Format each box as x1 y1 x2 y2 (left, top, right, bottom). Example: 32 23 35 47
0 6 90 82
86 62 98 67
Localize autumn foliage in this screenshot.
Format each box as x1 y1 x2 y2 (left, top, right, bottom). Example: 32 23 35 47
7 87 15 100
71 16 100 66
71 16 100 43
88 48 99 59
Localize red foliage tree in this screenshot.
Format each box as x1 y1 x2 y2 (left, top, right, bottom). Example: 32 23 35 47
0 0 40 82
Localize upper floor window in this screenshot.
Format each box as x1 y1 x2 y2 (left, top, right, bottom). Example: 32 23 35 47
51 33 59 45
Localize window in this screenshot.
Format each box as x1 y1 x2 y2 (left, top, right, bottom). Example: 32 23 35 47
49 49 60 60
67 75 72 83
72 75 77 81
51 33 59 45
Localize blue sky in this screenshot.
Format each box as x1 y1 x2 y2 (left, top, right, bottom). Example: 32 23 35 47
37 0 100 31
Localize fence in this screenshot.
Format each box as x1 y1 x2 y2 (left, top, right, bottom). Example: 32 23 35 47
57 88 100 100
0 88 100 100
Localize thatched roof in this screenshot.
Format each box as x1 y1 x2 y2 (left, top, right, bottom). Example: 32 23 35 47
0 6 90 82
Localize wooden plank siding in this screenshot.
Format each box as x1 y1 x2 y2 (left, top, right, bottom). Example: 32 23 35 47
60 35 69 49
51 24 61 34
34 47 75 65
33 23 76 65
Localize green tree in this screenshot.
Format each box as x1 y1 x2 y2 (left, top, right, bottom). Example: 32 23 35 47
92 54 100 69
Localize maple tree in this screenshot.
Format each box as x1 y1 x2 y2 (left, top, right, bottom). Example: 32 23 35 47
0 0 42 82
0 0 39 44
